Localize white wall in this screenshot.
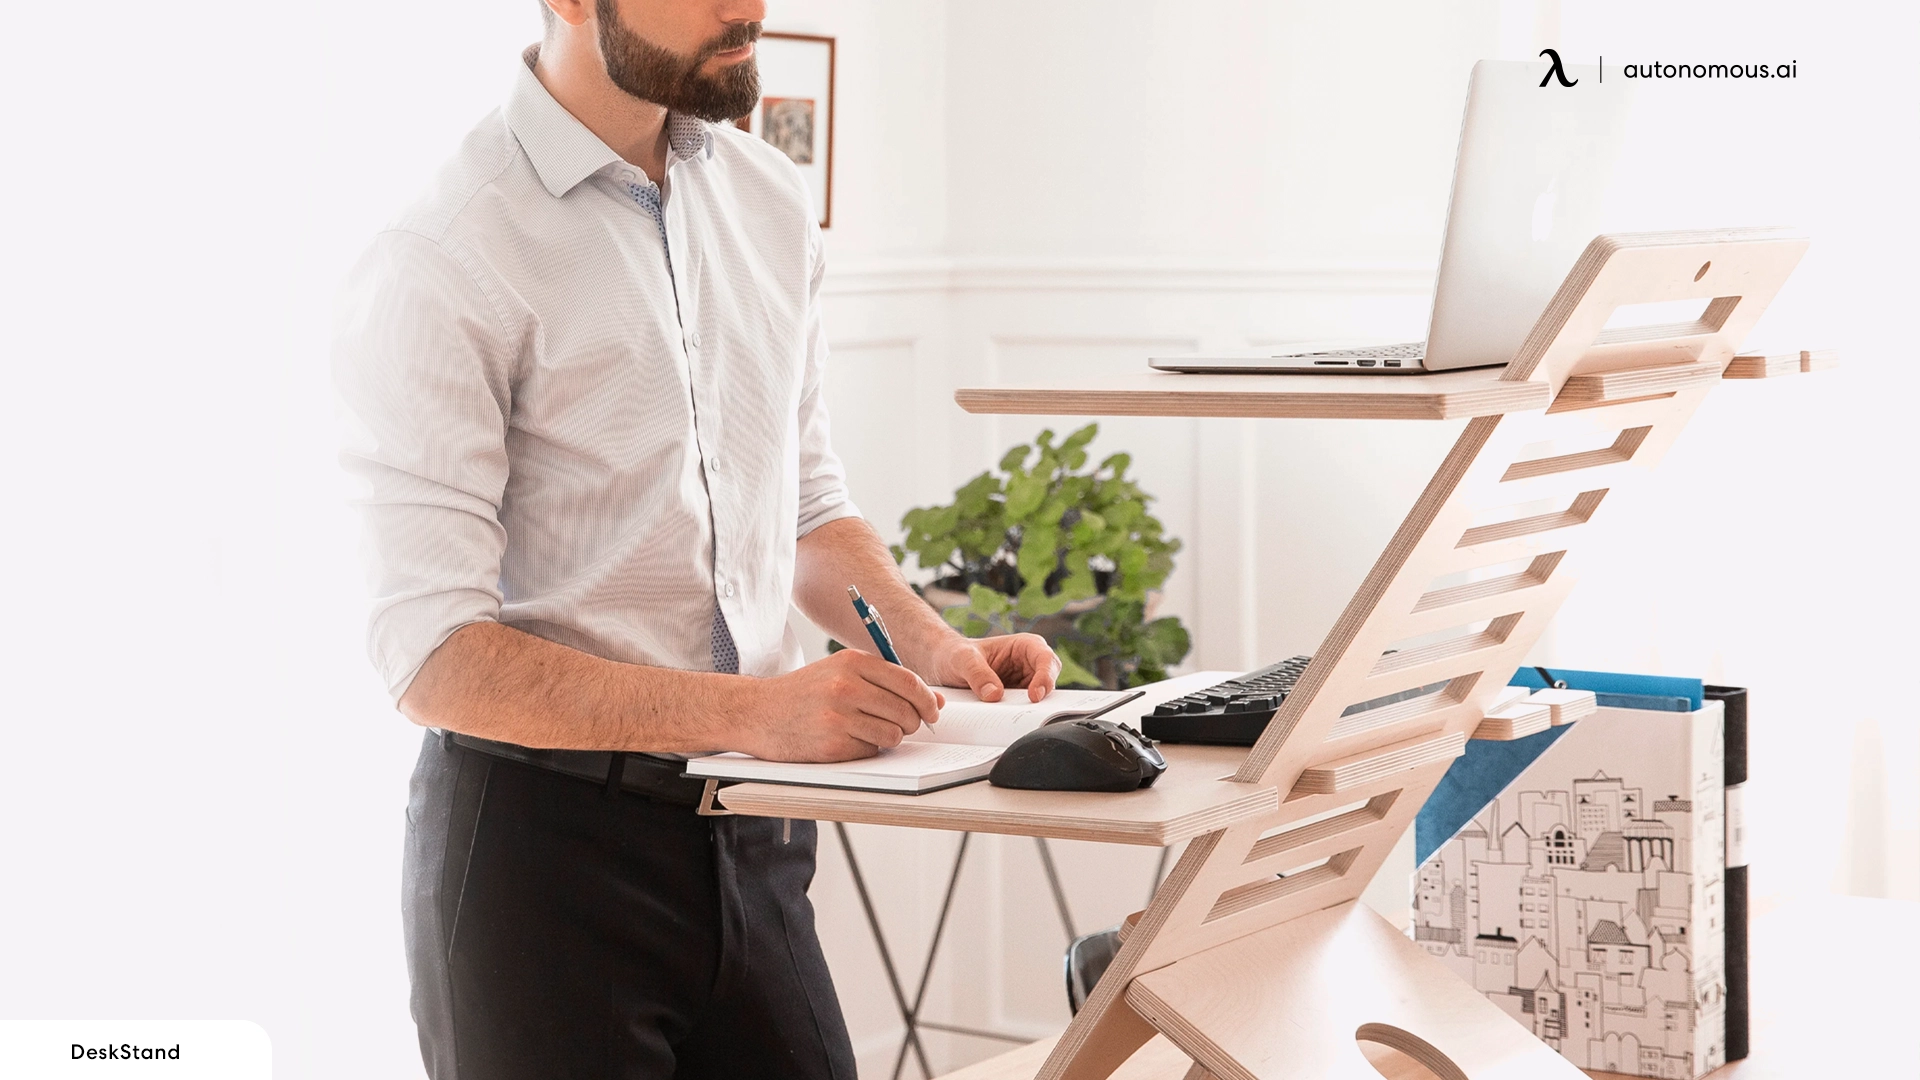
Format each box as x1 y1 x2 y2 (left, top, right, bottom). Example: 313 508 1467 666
0 2 1910 1079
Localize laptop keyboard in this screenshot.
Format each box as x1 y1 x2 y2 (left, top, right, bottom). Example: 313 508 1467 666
1283 342 1427 360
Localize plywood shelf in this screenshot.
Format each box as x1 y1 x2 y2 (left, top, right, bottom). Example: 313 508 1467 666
954 347 1833 424
954 367 1547 421
716 673 1277 846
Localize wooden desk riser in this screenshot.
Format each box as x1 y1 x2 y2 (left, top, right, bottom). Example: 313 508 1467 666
721 228 1822 1080
934 895 1914 1080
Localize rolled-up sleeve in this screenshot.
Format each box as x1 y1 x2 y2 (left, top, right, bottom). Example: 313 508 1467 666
333 231 515 699
793 220 862 539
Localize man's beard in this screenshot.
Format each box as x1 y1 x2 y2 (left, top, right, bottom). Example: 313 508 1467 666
597 1 761 122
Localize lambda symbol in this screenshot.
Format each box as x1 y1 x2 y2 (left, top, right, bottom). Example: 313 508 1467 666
1539 48 1578 87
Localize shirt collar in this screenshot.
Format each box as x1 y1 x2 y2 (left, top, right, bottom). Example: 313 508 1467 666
505 46 712 199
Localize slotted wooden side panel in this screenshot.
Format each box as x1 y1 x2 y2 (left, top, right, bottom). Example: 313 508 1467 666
1123 393 1708 983
1036 229 1808 1080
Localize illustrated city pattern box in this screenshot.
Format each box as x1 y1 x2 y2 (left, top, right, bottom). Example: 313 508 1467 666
1412 703 1726 1079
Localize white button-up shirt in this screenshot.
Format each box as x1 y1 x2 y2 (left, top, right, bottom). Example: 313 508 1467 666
334 53 859 698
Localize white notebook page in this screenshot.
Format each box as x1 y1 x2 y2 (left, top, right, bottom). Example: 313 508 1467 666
911 686 1137 747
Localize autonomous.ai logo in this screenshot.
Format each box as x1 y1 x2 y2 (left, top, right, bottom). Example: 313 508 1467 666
1539 48 1577 87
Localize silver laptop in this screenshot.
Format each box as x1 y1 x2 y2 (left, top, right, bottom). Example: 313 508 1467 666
1151 59 1630 375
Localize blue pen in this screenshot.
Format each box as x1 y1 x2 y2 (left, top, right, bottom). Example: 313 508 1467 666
846 586 901 665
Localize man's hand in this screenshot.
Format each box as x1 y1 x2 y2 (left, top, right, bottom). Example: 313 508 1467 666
921 633 1062 703
740 650 945 762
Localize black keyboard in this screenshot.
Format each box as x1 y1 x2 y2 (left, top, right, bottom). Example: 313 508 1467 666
1141 656 1444 746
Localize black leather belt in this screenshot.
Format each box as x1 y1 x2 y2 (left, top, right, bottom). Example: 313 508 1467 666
446 732 709 808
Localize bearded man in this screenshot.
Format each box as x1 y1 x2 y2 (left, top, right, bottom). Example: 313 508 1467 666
332 2 1061 1077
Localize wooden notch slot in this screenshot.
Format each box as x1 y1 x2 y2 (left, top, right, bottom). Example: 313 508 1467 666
1243 792 1400 865
1505 428 1626 469
1546 390 1679 415
1325 675 1477 743
1456 490 1606 548
1205 848 1361 922
1372 615 1520 678
1419 554 1538 593
1591 295 1739 346
1501 428 1650 482
1413 553 1564 614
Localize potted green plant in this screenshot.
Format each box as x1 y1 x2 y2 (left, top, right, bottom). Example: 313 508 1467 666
891 423 1191 689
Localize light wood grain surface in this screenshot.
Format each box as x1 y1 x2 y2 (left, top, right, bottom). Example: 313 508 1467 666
933 895 1919 1080
716 673 1277 845
1126 902 1582 1080
1722 352 1801 379
1550 358 1724 409
955 343 1828 427
954 368 1548 421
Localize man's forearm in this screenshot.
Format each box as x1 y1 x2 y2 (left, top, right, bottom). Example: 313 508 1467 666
792 517 960 677
398 621 758 753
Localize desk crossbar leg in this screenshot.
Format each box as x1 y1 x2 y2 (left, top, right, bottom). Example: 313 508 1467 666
890 831 974 1080
835 821 938 1079
1034 837 1079 941
839 827 1063 1079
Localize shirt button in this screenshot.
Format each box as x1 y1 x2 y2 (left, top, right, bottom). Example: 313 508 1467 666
723 582 736 598
689 329 703 348
709 454 722 471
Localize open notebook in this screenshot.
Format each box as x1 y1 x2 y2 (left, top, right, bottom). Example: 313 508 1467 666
683 686 1146 794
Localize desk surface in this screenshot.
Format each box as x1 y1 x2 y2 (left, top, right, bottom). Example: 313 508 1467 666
952 350 1817 422
954 367 1548 421
933 894 1919 1080
716 673 1275 846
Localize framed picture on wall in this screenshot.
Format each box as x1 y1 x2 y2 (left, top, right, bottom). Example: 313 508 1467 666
738 32 835 228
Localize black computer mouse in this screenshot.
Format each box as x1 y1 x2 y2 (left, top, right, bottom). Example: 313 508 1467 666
988 719 1167 792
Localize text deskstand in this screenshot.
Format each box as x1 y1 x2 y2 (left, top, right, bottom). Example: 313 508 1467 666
718 229 1816 1080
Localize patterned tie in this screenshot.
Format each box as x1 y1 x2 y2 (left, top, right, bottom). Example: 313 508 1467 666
710 606 740 675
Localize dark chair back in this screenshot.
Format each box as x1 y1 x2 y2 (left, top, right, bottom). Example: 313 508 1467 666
1064 926 1122 1014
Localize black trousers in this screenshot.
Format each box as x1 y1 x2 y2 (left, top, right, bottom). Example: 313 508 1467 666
402 733 857 1080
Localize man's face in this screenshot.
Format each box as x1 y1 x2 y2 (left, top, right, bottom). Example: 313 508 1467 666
596 0 763 122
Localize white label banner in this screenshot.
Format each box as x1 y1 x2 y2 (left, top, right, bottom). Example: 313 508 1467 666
0 1021 270 1079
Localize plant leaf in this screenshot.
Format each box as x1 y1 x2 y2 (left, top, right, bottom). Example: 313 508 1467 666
966 582 1011 615
1139 617 1193 666
1004 472 1050 520
1015 590 1071 619
1055 653 1103 690
1015 521 1058 585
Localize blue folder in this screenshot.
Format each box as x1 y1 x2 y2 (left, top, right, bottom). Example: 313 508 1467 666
1413 666 1705 864
1506 665 1701 711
